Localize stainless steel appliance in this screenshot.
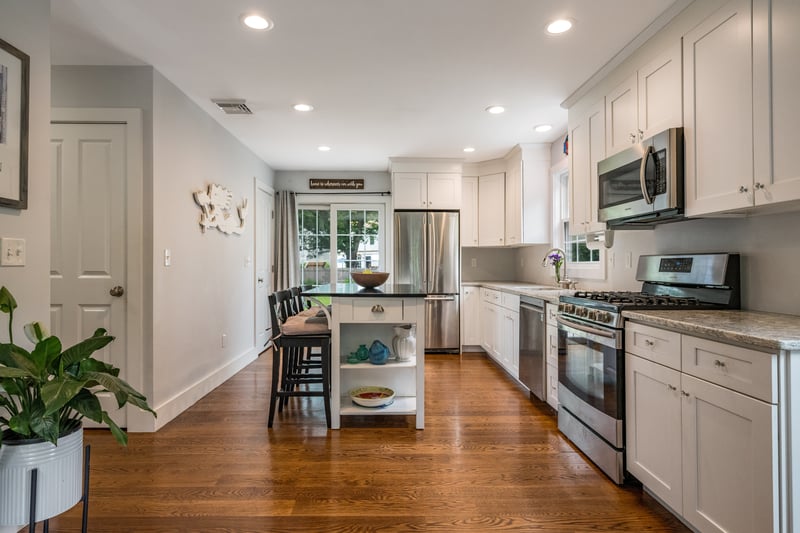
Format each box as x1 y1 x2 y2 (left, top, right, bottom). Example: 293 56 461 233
598 127 684 228
557 252 740 484
519 296 545 400
394 211 460 352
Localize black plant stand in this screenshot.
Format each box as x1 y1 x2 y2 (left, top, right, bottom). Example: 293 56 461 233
27 445 91 533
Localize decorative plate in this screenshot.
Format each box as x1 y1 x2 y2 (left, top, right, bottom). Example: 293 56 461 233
349 386 395 408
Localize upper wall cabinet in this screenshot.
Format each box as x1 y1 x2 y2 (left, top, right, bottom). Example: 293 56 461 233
753 0 800 207
683 0 754 216
569 99 606 235
392 172 461 210
461 176 479 246
606 41 682 157
478 172 506 246
505 144 551 245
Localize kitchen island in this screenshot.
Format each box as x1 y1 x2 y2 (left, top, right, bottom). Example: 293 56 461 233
302 284 426 429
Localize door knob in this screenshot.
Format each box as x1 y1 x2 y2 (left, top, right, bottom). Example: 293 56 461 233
110 286 125 297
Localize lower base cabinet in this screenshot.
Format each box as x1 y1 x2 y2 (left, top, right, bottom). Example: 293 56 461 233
625 322 779 533
479 288 519 380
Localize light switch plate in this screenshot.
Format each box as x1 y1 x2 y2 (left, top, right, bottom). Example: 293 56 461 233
0 238 26 266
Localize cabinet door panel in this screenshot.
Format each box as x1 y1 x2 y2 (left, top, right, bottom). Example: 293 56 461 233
683 0 753 216
427 173 461 209
638 41 682 139
461 177 479 246
478 173 505 246
393 172 427 209
626 355 683 513
605 74 638 156
681 374 777 533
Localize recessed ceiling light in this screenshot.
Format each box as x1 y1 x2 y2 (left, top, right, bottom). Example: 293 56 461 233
293 103 314 112
317 145 331 152
546 19 573 35
485 105 505 114
463 147 476 153
242 14 273 30
534 124 553 133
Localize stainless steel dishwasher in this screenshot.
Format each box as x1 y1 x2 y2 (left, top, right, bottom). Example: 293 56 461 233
519 296 545 401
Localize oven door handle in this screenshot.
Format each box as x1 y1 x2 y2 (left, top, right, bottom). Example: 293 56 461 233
556 315 617 339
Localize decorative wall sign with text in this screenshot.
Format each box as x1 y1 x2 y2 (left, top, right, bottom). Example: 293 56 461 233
193 183 248 235
309 178 364 190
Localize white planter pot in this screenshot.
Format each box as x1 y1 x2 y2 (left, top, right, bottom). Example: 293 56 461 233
0 428 83 526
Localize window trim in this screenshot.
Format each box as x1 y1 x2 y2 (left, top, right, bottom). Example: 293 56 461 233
296 194 393 284
551 160 606 281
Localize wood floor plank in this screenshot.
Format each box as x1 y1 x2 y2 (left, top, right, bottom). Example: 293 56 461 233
32 352 689 532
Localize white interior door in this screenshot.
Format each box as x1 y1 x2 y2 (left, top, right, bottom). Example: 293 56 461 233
255 181 274 350
50 122 128 428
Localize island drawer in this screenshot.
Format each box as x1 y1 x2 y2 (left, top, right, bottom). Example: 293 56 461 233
351 298 404 322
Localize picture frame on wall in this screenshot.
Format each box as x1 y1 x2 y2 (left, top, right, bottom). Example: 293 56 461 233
0 36 29 209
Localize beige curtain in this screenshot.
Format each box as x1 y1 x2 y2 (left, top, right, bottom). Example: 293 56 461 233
273 191 299 290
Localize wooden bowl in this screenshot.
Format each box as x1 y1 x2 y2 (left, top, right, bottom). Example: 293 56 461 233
350 271 389 288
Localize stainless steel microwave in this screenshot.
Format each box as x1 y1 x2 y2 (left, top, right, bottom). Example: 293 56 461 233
597 127 684 227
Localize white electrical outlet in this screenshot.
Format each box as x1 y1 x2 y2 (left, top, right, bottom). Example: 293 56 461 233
471 258 477 268
608 252 616 267
221 333 227 348
0 238 26 266
164 248 171 267
625 252 633 269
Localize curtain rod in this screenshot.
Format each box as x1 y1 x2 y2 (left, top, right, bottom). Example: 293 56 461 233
293 191 392 196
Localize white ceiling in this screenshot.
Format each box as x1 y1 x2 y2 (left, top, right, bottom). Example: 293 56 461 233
50 0 680 171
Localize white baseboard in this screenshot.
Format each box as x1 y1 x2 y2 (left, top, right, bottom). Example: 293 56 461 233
127 347 259 432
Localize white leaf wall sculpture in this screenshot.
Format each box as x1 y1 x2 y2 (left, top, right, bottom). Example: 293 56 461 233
193 183 247 235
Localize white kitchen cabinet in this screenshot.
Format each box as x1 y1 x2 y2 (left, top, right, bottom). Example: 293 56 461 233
752 0 800 208
605 41 682 157
504 144 551 246
625 321 779 533
545 303 559 409
479 288 520 380
626 353 683 512
569 99 606 235
681 373 777 533
477 173 505 246
683 0 754 216
461 285 481 347
461 176 479 247
500 307 519 378
480 288 501 358
392 172 461 210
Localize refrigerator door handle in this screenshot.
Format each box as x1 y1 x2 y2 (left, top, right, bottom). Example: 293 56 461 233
424 295 456 301
426 213 435 293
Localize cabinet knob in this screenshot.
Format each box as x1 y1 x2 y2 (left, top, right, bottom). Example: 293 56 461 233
644 339 655 347
629 132 637 143
667 384 677 391
371 304 384 313
754 182 765 190
681 391 690 398
713 359 726 368
638 129 644 140
739 185 749 193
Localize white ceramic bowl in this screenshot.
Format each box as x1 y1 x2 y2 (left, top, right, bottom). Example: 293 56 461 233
349 386 395 408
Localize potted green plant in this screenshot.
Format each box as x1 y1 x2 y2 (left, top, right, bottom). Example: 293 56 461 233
0 285 155 526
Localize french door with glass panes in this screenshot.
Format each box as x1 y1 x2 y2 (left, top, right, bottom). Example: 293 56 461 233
297 203 386 287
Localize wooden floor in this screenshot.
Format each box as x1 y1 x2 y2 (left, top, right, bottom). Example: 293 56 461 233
38 351 689 532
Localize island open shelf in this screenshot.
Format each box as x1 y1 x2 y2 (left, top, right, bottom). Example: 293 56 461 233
303 284 426 429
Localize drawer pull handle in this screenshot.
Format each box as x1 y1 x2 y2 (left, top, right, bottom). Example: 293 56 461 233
371 304 384 313
644 339 655 347
714 359 726 368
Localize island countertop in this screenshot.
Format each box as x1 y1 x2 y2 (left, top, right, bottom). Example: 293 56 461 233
302 283 427 297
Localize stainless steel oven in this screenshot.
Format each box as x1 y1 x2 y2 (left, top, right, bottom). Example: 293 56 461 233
557 314 624 483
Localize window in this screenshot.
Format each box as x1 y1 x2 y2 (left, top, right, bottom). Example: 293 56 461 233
552 163 605 280
297 200 387 287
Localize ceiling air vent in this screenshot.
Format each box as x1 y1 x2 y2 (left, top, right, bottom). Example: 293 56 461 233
211 99 253 115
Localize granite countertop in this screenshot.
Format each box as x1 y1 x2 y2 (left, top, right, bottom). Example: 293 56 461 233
622 309 800 351
303 283 427 297
462 281 574 304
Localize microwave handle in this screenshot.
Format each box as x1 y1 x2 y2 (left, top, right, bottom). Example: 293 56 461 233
639 145 655 205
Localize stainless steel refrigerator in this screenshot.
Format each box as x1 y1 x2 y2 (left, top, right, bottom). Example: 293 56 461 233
394 211 460 353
